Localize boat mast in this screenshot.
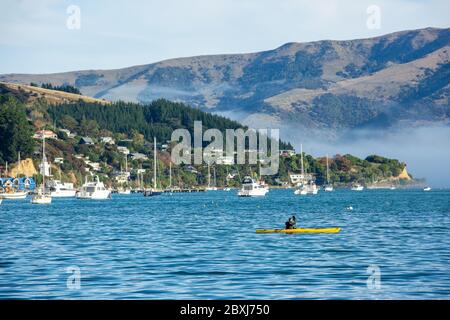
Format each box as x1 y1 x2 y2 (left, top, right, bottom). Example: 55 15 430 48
300 143 304 178
153 137 157 190
42 134 46 193
213 166 216 187
207 163 211 188
18 151 21 176
326 154 330 184
169 161 172 188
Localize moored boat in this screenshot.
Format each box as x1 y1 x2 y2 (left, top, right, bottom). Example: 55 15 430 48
238 176 268 197
31 134 52 204
351 184 364 191
0 189 28 200
47 180 77 198
76 175 111 200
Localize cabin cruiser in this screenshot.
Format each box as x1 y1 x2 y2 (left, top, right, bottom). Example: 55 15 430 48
76 176 111 200
351 184 364 191
47 180 77 198
237 176 269 197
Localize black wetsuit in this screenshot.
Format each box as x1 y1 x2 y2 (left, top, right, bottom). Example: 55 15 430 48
285 216 297 229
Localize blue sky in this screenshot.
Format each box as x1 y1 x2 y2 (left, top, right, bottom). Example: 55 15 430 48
0 0 449 74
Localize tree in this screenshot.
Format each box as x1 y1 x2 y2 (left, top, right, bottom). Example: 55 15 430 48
0 95 35 163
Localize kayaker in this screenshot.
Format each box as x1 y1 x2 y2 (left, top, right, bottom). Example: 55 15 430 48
285 215 297 229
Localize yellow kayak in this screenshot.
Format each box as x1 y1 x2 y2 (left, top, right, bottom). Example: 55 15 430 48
256 228 341 234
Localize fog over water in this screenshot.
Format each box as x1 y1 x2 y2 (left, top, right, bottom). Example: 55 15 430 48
213 111 450 187
283 126 450 188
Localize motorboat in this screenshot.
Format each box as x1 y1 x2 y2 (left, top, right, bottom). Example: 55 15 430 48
237 176 269 197
47 180 77 198
76 176 111 200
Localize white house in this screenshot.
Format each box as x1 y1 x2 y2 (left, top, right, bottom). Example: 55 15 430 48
280 150 296 157
130 153 149 161
101 137 115 145
216 156 234 165
80 137 95 145
117 146 130 155
33 130 57 140
59 129 76 139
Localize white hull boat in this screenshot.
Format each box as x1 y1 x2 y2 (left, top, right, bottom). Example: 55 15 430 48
76 176 111 200
32 134 52 205
31 193 52 204
238 176 268 197
0 190 28 200
48 180 77 198
117 189 131 195
351 184 364 191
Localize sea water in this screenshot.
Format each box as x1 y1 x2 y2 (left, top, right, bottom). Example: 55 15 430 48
0 189 449 299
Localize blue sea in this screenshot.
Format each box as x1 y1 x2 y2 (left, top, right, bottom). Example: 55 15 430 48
0 189 449 299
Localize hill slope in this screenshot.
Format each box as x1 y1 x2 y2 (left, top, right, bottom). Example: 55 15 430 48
1 27 449 139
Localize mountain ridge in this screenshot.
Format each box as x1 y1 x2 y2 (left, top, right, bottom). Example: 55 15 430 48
1 27 449 140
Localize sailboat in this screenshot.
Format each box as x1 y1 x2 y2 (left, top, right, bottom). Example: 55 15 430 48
31 134 52 204
118 154 131 194
144 137 162 196
205 163 218 191
324 154 334 192
294 144 318 195
222 167 231 191
0 158 28 200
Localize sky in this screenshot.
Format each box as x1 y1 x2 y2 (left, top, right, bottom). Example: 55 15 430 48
0 0 449 74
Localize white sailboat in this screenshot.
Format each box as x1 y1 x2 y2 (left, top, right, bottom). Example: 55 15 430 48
423 187 431 192
351 183 364 191
76 175 111 199
0 158 28 200
324 154 334 192
205 163 218 191
31 134 52 204
294 144 318 195
118 154 131 194
144 137 162 196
